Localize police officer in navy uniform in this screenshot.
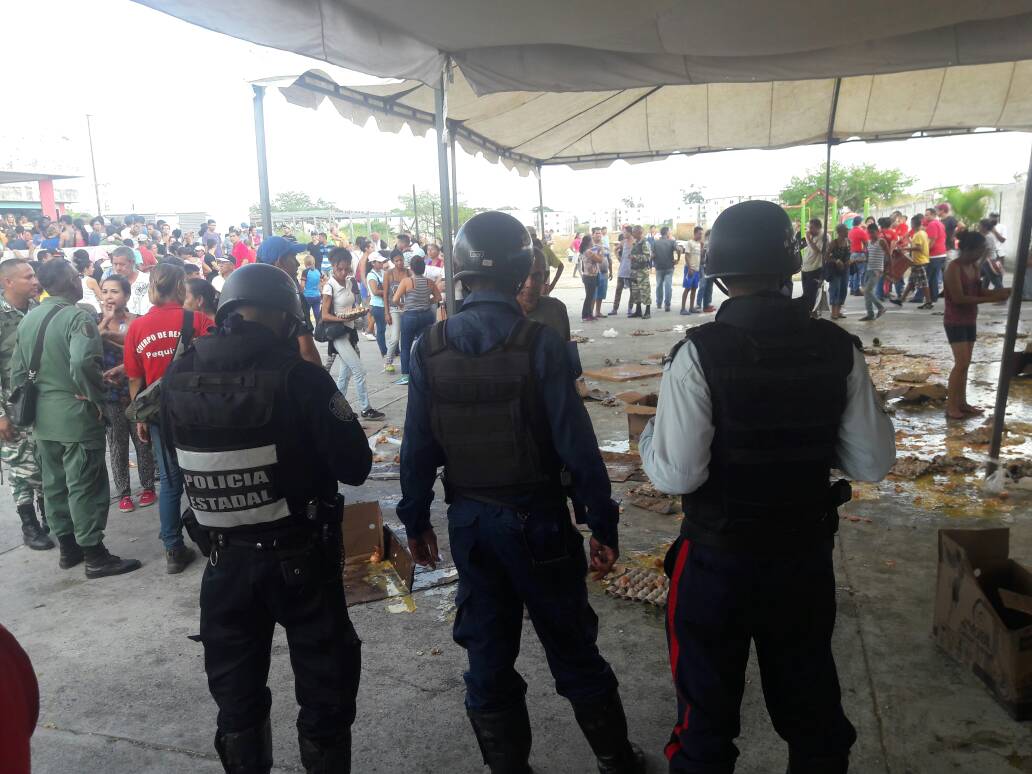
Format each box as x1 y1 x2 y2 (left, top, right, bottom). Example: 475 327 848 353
640 201 896 773
397 211 646 774
161 263 372 774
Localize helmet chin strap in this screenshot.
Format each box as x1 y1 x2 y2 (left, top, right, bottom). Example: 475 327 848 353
714 278 729 297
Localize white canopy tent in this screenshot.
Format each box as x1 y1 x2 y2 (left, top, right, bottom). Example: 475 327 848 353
139 0 1032 466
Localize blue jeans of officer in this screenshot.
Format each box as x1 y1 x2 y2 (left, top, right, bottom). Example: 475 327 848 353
664 538 855 774
448 498 618 712
149 423 186 551
655 269 674 309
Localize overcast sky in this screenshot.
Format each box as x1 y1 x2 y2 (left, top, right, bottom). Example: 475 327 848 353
8 0 1032 225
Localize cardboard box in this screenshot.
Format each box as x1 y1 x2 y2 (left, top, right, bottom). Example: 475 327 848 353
341 501 456 606
617 391 658 445
933 529 1032 720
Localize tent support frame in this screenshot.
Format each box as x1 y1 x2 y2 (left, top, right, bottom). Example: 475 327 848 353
822 79 842 233
537 164 546 239
988 143 1032 469
435 63 456 316
252 85 273 239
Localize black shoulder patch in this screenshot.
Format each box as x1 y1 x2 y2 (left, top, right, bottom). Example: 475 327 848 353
329 392 356 422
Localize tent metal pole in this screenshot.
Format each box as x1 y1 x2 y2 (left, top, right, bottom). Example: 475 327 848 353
537 164 546 239
987 144 1032 470
822 78 841 233
436 64 456 316
449 129 459 233
252 85 273 239
412 184 420 239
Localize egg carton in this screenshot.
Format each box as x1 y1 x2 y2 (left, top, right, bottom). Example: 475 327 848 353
605 566 669 607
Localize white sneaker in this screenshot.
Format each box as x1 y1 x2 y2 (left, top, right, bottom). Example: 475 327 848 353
362 333 376 341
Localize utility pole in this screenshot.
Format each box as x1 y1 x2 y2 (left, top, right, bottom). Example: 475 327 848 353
85 114 102 216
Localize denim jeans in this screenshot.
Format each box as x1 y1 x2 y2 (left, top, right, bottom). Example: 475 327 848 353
699 272 714 309
926 256 947 302
304 296 321 328
863 269 885 316
801 269 823 310
400 308 435 374
370 305 387 357
848 255 866 293
827 273 848 306
332 334 370 410
385 307 401 364
655 268 673 309
595 272 608 300
149 423 185 551
581 275 599 318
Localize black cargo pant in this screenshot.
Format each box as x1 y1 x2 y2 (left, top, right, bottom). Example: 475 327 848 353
663 536 856 774
199 531 361 742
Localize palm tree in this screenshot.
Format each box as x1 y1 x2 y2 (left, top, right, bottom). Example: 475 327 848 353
939 186 995 228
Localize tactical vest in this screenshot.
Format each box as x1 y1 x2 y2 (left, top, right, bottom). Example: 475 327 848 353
422 318 560 502
676 302 857 549
163 341 319 531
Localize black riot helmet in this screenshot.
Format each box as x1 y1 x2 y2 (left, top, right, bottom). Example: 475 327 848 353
705 200 800 280
453 211 533 291
215 263 306 337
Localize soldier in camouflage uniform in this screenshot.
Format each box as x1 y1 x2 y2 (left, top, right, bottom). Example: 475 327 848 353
0 259 51 550
628 225 653 319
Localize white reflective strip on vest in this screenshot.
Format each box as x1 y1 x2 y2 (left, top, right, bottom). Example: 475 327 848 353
175 444 292 529
190 497 292 529
176 444 277 471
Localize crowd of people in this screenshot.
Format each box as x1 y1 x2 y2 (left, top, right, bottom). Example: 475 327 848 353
0 209 463 570
569 224 716 323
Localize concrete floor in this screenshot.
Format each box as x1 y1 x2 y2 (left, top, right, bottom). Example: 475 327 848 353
3 271 1032 773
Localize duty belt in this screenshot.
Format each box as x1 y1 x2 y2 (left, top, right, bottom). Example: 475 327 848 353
210 529 320 552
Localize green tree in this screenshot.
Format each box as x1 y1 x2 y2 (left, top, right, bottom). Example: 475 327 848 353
938 186 995 227
681 188 705 205
779 162 914 214
394 190 482 239
249 191 338 220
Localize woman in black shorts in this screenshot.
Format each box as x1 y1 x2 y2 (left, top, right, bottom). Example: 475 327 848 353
942 231 1011 419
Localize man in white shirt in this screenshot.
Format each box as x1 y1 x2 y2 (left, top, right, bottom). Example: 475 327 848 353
640 201 895 774
111 247 151 316
397 233 424 266
211 257 234 292
801 217 828 312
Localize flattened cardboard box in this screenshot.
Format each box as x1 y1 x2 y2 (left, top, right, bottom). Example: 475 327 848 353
933 528 1032 720
341 501 457 606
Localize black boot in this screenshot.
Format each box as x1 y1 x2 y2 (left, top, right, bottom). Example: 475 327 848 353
298 729 351 773
642 305 651 320
83 542 142 579
57 534 84 569
18 503 54 550
36 494 49 534
467 702 533 774
214 717 273 774
572 691 647 774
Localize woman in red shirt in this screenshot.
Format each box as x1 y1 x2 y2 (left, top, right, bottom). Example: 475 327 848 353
942 232 1011 419
124 263 214 573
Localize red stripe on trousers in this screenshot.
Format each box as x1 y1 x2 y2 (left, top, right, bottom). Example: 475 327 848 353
665 539 692 761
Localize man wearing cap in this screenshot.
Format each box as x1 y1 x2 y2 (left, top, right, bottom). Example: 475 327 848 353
640 200 896 773
211 256 235 293
364 252 389 359
398 211 645 774
257 236 323 367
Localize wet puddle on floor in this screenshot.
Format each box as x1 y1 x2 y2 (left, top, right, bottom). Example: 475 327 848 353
860 335 1032 518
